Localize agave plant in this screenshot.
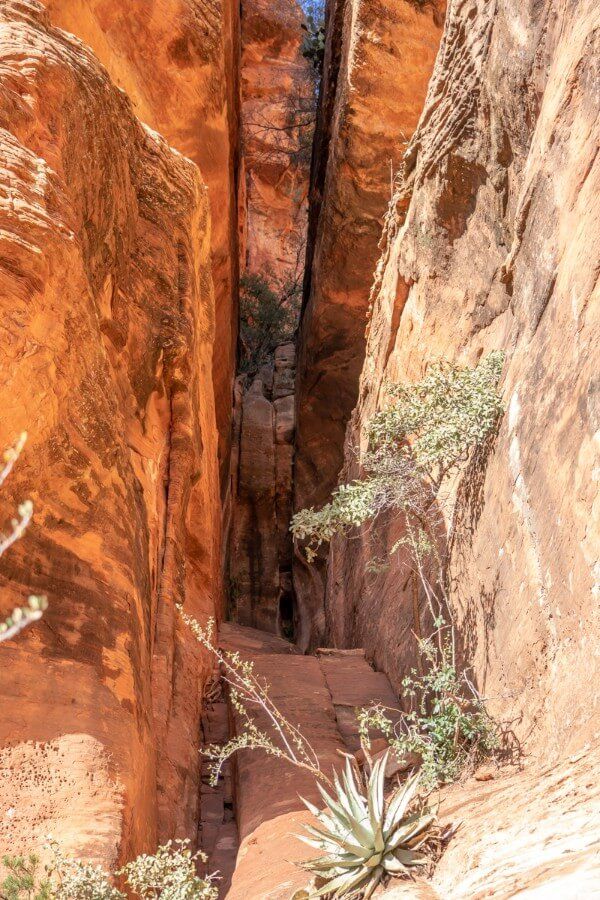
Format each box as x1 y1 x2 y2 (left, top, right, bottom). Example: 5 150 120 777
295 754 435 898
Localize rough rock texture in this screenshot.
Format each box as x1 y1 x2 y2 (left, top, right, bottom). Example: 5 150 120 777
221 642 599 899
222 627 600 897
228 0 312 642
42 0 241 484
199 661 239 897
0 0 220 863
220 624 400 900
230 344 296 634
428 744 600 898
294 0 446 648
240 0 311 285
326 0 600 758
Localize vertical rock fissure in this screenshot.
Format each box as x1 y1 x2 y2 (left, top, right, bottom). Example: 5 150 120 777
227 0 315 638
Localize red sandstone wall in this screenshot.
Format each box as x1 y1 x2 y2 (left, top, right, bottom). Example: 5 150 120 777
325 0 600 758
294 0 446 648
42 0 241 487
240 0 312 285
0 0 220 862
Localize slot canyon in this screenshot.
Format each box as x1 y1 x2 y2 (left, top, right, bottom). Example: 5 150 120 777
0 0 598 896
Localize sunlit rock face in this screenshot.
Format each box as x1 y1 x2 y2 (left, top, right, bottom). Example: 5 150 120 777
294 0 446 648
0 0 220 862
240 0 312 287
325 0 600 759
42 0 241 486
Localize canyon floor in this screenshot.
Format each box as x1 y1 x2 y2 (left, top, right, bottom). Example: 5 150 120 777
197 624 600 899
0 0 598 897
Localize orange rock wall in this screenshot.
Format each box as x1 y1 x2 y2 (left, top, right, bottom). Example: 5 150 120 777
293 0 445 647
229 345 296 633
228 0 310 636
240 0 312 284
325 0 600 757
0 0 220 863
42 0 241 485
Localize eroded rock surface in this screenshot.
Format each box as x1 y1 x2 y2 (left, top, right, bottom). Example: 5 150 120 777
42 0 241 482
240 0 311 285
0 0 220 861
222 627 600 898
221 624 399 899
294 0 446 647
230 345 296 634
326 0 600 758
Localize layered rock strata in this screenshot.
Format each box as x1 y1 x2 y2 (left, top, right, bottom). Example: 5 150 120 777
230 344 296 634
294 0 446 647
0 0 220 862
325 0 600 757
42 0 241 484
240 0 312 285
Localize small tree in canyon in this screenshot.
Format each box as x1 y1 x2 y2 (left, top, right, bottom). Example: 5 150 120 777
292 353 506 786
300 0 326 78
238 271 301 375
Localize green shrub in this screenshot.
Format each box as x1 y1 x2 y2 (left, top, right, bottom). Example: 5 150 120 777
358 630 499 790
291 353 505 560
239 273 300 375
1 854 53 900
1 841 217 900
293 353 506 787
300 0 325 76
118 841 216 900
300 16 325 74
367 352 504 484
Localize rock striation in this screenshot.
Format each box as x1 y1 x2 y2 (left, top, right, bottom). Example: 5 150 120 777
230 344 297 634
324 0 600 757
294 0 446 648
240 0 312 286
0 0 220 862
42 0 241 485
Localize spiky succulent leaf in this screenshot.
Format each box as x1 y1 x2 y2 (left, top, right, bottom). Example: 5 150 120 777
297 766 435 898
310 864 371 898
387 811 437 851
362 868 384 900
383 772 420 836
317 781 374 847
302 825 370 859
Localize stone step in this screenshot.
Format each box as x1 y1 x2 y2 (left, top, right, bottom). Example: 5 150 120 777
317 649 400 752
219 624 417 900
219 621 302 656
200 699 239 899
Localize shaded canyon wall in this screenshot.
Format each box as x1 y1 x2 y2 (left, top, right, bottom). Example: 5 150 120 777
229 345 297 634
294 0 446 647
322 0 600 757
229 0 312 634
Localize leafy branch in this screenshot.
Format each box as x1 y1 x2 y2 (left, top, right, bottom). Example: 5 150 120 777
178 609 333 788
0 433 47 644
